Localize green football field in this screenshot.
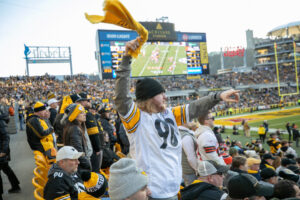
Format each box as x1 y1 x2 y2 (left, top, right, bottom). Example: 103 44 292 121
131 44 187 77
248 113 300 129
216 107 300 155
215 107 300 130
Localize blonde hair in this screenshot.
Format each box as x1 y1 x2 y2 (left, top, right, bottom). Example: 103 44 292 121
136 98 165 114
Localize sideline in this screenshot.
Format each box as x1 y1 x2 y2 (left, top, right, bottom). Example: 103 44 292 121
214 106 300 134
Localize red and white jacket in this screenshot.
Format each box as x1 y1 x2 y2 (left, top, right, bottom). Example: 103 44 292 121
195 125 225 165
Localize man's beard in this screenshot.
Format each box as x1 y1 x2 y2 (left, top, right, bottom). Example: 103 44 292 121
154 103 166 113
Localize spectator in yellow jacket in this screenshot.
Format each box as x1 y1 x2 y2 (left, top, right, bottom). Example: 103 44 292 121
258 125 266 143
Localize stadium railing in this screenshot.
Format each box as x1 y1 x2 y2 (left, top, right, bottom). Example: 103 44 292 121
214 101 298 117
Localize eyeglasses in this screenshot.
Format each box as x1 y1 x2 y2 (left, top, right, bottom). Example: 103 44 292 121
213 172 223 176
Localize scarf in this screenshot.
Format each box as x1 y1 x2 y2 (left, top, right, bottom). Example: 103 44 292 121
85 0 148 58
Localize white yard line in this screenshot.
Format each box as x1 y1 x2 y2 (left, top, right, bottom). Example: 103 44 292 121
132 44 148 66
171 46 180 75
157 45 169 70
267 118 300 128
138 45 153 76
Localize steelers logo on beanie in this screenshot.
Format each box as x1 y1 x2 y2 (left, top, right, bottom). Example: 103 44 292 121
135 78 165 101
66 104 85 122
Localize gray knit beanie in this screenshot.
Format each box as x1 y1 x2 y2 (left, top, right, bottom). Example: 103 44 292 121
108 158 148 200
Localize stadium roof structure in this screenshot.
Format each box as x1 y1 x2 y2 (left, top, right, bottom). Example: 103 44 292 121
267 21 300 37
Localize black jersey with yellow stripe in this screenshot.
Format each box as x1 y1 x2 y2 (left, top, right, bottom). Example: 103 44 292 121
85 111 101 152
26 115 56 162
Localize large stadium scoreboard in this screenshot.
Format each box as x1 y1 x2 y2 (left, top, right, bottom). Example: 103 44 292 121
96 23 209 79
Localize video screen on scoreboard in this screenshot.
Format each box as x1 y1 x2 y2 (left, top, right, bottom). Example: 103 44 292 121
132 42 187 77
97 30 209 79
103 41 206 77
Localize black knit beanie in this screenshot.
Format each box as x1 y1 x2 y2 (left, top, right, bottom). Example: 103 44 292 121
135 78 165 101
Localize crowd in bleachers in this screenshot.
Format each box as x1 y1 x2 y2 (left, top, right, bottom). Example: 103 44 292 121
0 49 300 199
158 65 300 90
1 66 300 116
0 75 116 105
1 88 300 199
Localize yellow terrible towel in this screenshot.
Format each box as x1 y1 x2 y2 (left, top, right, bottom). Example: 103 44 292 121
85 0 148 58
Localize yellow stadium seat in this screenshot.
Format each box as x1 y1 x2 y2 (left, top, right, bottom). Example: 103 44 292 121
33 166 48 182
34 151 49 168
35 164 49 175
34 188 45 200
32 176 45 191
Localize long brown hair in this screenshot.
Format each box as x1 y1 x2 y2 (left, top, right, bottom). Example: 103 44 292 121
63 119 86 145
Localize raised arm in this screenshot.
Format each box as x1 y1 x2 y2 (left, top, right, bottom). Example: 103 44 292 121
114 37 140 116
188 89 240 120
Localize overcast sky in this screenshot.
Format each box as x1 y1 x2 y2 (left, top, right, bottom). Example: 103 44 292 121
0 0 300 76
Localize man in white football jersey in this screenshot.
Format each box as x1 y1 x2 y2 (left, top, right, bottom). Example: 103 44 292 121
114 37 240 200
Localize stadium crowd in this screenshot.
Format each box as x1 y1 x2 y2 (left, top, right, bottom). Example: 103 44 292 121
0 66 299 115
0 38 300 200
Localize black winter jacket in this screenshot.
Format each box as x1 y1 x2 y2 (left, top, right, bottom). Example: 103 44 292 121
0 104 10 162
0 104 9 129
44 164 107 200
26 114 56 162
53 113 64 145
49 107 57 127
64 125 91 170
115 118 129 155
85 111 101 152
100 116 116 147
94 113 105 150
181 181 225 200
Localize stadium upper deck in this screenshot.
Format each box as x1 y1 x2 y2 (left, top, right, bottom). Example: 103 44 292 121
255 21 300 69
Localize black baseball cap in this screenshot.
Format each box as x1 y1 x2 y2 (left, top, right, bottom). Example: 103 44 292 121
262 153 275 160
78 92 90 101
99 106 111 114
228 173 274 198
261 168 277 180
281 158 296 167
91 103 99 111
70 94 82 103
287 165 300 174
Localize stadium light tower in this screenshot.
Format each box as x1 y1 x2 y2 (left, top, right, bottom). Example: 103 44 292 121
156 16 169 22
